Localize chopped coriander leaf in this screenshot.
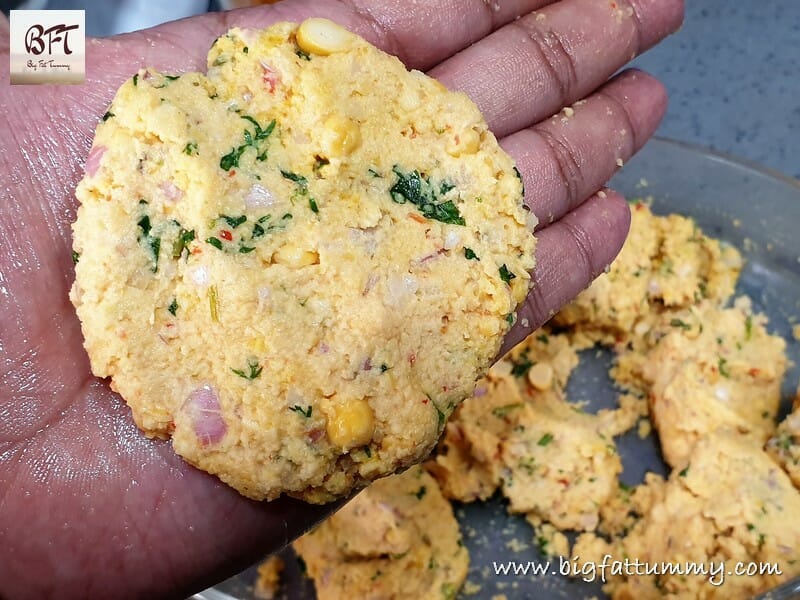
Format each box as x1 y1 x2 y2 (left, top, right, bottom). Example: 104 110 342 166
313 156 329 172
670 318 691 330
137 215 151 237
252 223 265 238
492 403 523 418
464 247 479 260
132 73 139 86
168 298 178 316
619 481 633 493
102 111 114 122
718 356 731 378
242 46 249 54
745 315 753 340
363 446 372 457
220 145 246 171
183 141 198 156
232 358 263 380
239 245 255 254
414 486 427 500
499 263 516 284
441 582 457 600
536 334 549 345
510 356 533 378
164 74 180 81
221 214 247 228
220 116 277 170
380 363 390 373
309 198 319 213
289 405 312 418
536 536 549 555
212 55 227 67
295 48 311 60
506 313 514 325
679 466 689 477
281 170 308 186
206 236 223 250
368 168 382 178
172 228 195 259
71 251 80 264
389 166 465 225
537 432 554 446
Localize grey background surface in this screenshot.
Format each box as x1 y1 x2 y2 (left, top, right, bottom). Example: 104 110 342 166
36 0 800 179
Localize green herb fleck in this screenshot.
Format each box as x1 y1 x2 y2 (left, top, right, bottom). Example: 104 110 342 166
212 55 228 67
363 446 372 458
537 334 549 345
136 214 160 272
414 486 427 500
619 481 633 493
745 315 753 340
670 318 692 331
747 523 756 531
243 46 249 54
289 405 313 418
297 557 307 576
718 356 731 378
168 299 178 316
464 247 479 260
220 116 276 170
492 403 524 418
281 170 308 186
209 285 219 322
368 168 382 178
221 214 247 229
499 263 516 284
295 48 311 61
313 156 330 172
538 432 554 447
239 245 255 254
441 582 457 600
71 251 80 264
206 237 223 251
132 73 139 86
102 111 114 122
172 228 195 259
536 536 549 555
252 223 265 239
518 456 536 475
434 402 446 430
309 198 319 213
510 355 533 378
380 364 390 373
758 533 766 549
679 465 689 477
389 166 464 225
183 141 198 156
506 313 515 326
232 358 263 380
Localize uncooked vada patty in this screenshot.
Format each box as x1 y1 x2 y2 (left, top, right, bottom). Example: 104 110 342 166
70 19 536 502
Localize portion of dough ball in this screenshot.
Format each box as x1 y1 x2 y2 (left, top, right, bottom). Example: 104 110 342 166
292 466 469 600
70 19 535 502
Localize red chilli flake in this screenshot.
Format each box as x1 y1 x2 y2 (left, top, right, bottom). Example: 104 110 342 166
220 230 233 241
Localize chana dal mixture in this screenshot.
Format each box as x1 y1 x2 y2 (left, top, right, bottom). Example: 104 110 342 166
256 202 800 600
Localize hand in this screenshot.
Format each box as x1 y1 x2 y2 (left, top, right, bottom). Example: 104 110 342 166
0 0 683 597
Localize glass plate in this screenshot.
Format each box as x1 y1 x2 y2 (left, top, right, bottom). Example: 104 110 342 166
196 137 800 600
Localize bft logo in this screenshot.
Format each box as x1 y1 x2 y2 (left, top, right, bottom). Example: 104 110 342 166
25 23 80 56
10 10 85 84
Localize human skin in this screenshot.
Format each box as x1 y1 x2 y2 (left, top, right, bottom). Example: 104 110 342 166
0 0 683 598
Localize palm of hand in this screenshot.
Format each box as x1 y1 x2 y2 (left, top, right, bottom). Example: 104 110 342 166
0 1 681 597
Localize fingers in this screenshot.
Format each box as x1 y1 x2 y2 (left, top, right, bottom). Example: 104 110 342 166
100 0 555 76
338 0 556 69
501 68 666 227
431 0 684 137
500 189 631 354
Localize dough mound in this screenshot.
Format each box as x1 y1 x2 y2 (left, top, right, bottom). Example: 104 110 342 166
70 19 535 502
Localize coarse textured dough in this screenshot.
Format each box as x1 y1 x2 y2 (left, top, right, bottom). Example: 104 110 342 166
291 466 469 600
70 19 535 502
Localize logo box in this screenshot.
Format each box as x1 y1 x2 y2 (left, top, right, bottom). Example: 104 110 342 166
9 10 85 85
